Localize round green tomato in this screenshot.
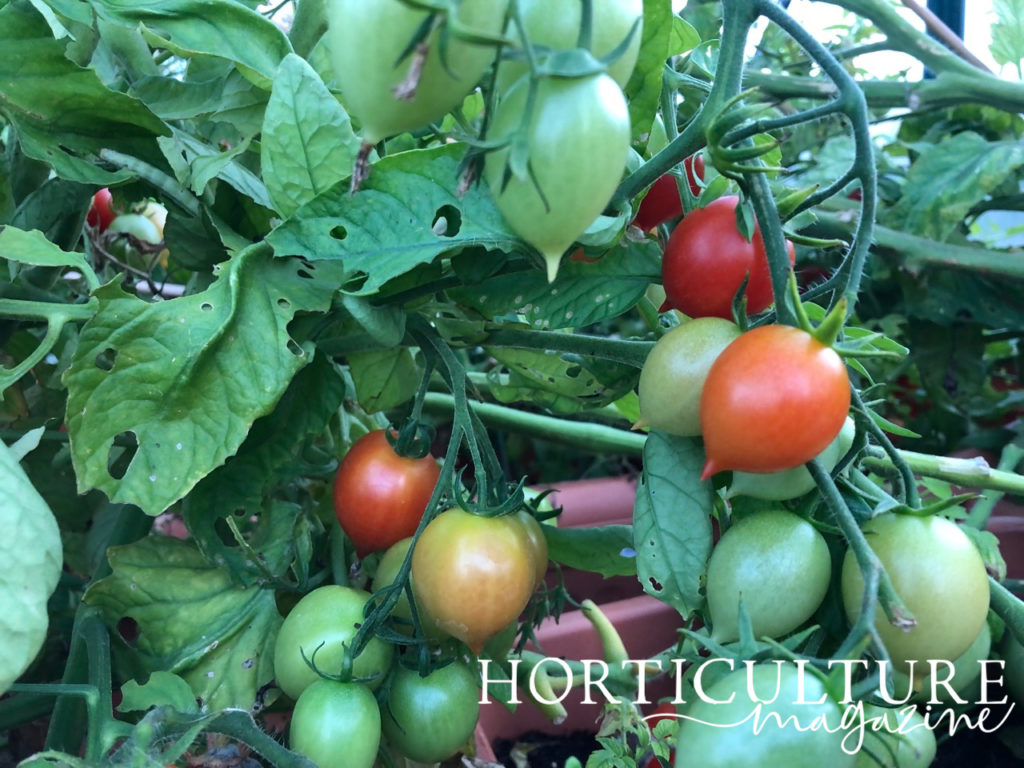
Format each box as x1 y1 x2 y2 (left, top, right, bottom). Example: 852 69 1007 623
675 662 853 768
484 72 630 281
107 213 161 244
373 537 444 640
274 585 394 700
326 0 508 143
841 514 990 678
728 416 856 501
495 0 642 91
706 510 832 643
290 680 380 768
891 621 991 704
382 660 481 763
852 704 935 768
637 317 741 436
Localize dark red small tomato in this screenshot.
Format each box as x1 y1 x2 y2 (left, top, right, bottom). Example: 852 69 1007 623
333 430 440 557
631 155 705 232
87 188 116 232
700 324 850 478
661 195 795 320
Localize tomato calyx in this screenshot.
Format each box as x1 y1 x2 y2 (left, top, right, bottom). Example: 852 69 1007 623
387 419 436 460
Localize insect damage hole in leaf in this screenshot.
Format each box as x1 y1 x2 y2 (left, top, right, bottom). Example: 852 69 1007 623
286 339 305 357
107 431 139 480
330 225 348 241
431 204 462 237
94 347 117 371
117 616 140 647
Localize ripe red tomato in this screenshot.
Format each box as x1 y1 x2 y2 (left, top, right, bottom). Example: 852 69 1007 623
699 324 850 478
86 188 116 232
661 195 795 319
411 508 537 652
333 430 440 557
632 155 705 232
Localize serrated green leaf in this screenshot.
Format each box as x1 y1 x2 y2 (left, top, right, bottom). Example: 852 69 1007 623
0 226 92 274
0 438 63 695
119 671 199 714
349 347 422 414
158 129 272 210
265 144 523 295
450 238 660 328
0 1 168 184
633 431 713 619
90 0 292 88
886 132 1024 242
261 53 363 218
991 0 1024 70
625 0 673 142
63 246 337 515
543 524 637 577
83 536 281 710
669 16 700 56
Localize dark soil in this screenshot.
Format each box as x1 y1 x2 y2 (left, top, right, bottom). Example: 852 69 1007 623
493 729 600 768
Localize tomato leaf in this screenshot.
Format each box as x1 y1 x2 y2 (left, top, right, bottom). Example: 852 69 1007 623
349 347 423 414
0 226 94 275
83 536 281 711
63 246 337 515
0 437 63 696
449 238 661 329
542 524 637 577
625 0 674 142
633 431 714 619
118 671 200 714
89 0 292 89
266 144 523 296
886 132 1024 243
261 54 363 219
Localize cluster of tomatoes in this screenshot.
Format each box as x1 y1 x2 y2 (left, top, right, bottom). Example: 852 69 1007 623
277 429 547 768
86 187 169 270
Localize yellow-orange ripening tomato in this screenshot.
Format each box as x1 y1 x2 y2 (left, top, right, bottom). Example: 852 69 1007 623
411 508 537 653
699 324 850 479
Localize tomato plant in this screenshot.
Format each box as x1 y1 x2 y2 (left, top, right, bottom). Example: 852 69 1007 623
107 213 161 245
372 536 444 640
381 660 480 763
642 701 678 768
496 0 643 91
326 0 508 144
674 663 854 767
289 680 380 768
484 72 631 281
86 187 115 232
660 195 795 319
333 429 440 557
706 510 831 643
411 508 537 652
637 317 741 436
273 585 394 700
700 324 851 477
841 514 990 677
632 155 705 232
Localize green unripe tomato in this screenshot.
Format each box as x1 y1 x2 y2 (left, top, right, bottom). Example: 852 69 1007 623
484 73 630 281
852 704 936 768
637 318 741 436
675 663 854 768
706 510 832 643
107 213 161 244
273 585 394 700
495 0 643 92
727 417 856 501
326 0 509 143
890 621 991 704
382 660 481 763
373 537 444 640
841 514 990 680
289 680 380 768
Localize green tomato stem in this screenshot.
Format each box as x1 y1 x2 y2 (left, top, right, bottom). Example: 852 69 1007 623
863 448 1024 497
990 578 1024 647
421 392 646 455
965 444 1024 529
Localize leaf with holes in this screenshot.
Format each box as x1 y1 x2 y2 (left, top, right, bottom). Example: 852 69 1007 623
0 436 63 695
449 238 660 328
486 347 639 415
349 347 423 414
265 144 523 295
62 245 337 515
633 431 713 619
261 53 363 219
83 535 280 711
543 525 637 577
